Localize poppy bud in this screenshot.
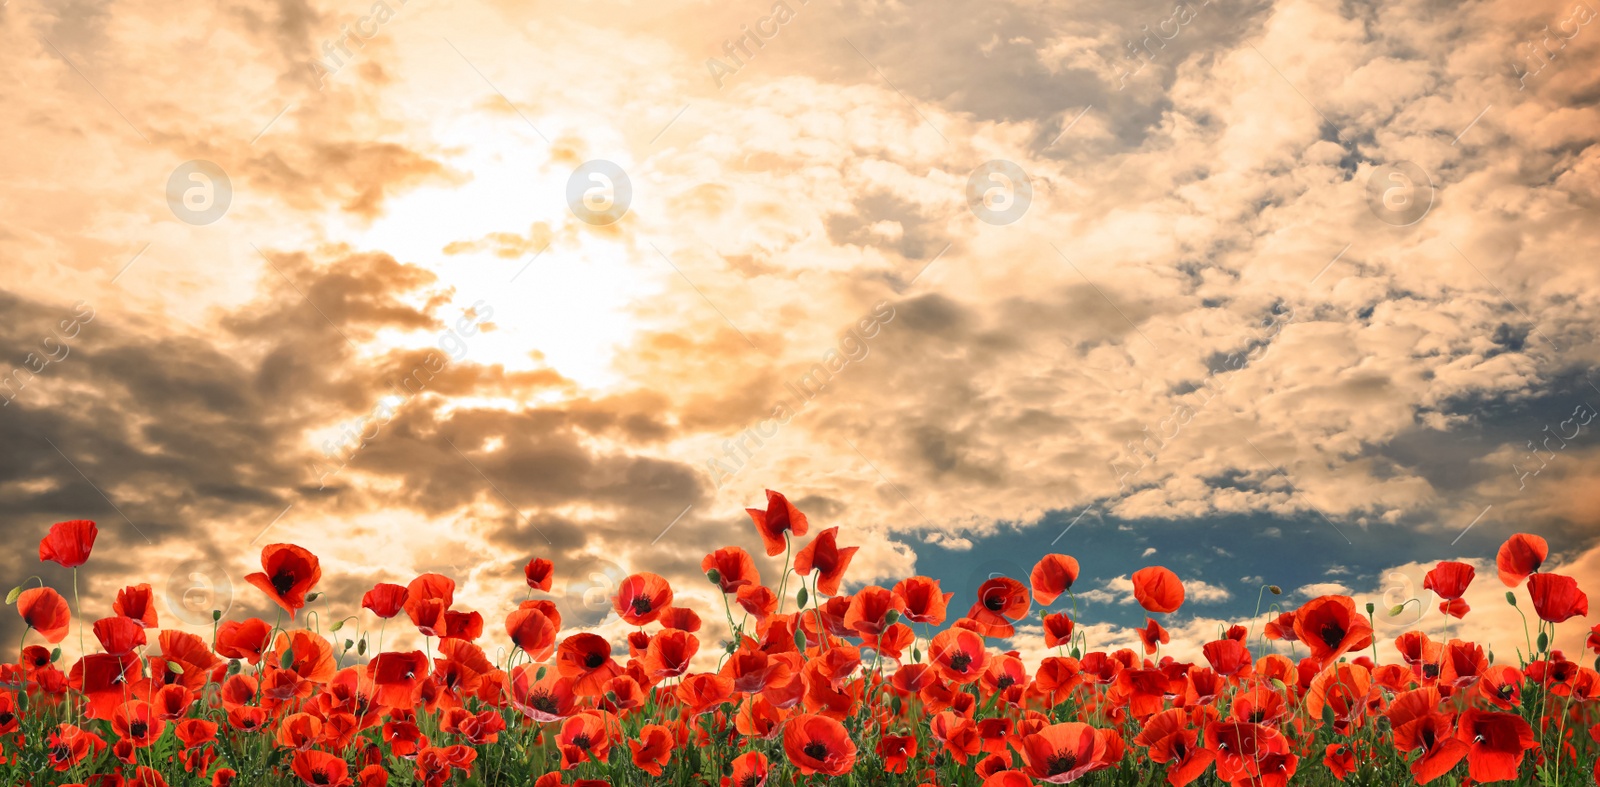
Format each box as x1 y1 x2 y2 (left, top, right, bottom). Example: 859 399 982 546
604 691 618 704
885 609 900 625
911 646 922 663
1268 585 1281 595
357 638 367 655
168 661 186 675
212 609 222 622
307 592 322 603
281 650 295 669
1505 591 1517 606
725 640 738 654
1537 631 1549 652
1389 604 1406 617
50 647 61 663
330 620 344 632
5 586 20 605
705 568 721 586
793 626 807 651
536 666 547 681
1364 602 1375 614
797 588 809 608
227 659 242 675
343 639 354 651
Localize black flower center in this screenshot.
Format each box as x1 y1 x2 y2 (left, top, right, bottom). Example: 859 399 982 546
983 593 1006 612
739 776 763 787
996 676 1015 691
312 771 331 786
1047 753 1079 776
803 741 829 760
1422 664 1439 678
584 652 606 669
531 692 559 714
271 571 297 596
130 721 148 738
631 597 654 615
571 734 592 750
948 653 972 672
1318 622 1345 650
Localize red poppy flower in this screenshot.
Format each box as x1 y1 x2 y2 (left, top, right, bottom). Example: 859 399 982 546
722 751 769 787
747 489 811 556
442 610 483 642
1422 560 1475 601
641 629 699 680
1138 618 1169 655
782 713 857 776
18 587 71 644
1527 572 1588 623
877 734 917 774
216 618 272 664
1131 566 1184 614
966 577 1031 638
842 585 905 637
403 573 455 637
1030 554 1080 606
930 627 988 684
112 583 158 628
370 651 430 708
244 544 322 614
505 606 558 660
93 616 147 656
1202 638 1251 677
362 583 408 619
525 557 554 592
1041 612 1076 648
1263 610 1298 642
557 633 623 697
1134 709 1215 787
892 576 953 625
702 547 761 594
795 527 858 597
1456 708 1536 782
676 672 736 715
736 585 779 621
111 700 165 748
1292 595 1373 667
557 711 614 769
39 519 98 568
292 749 352 787
1018 722 1121 783
507 665 576 722
657 606 702 632
1439 598 1470 618
628 723 674 776
1496 533 1547 587
612 572 673 626
46 724 106 771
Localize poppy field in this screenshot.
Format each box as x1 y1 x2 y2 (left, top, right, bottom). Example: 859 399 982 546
5 489 1599 786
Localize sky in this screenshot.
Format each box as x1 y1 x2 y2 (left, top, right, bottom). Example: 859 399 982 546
2 0 1599 664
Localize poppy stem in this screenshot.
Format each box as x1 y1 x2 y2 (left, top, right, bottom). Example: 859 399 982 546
775 533 793 617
